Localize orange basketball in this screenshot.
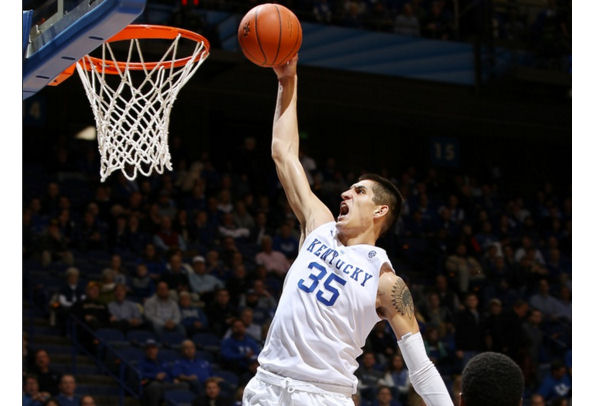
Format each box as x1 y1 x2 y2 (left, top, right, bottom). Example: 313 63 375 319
237 3 303 68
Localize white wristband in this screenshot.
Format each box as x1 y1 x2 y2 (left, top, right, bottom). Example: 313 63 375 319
397 332 454 406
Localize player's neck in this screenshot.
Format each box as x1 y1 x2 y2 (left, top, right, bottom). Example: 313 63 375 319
337 227 377 246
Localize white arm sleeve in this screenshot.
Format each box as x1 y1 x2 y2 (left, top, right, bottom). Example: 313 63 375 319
398 332 454 406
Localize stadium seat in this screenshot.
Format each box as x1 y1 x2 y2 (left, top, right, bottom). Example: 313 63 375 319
192 332 220 352
95 328 127 346
212 368 239 393
160 331 186 348
127 329 157 347
158 348 181 363
115 346 144 363
163 388 195 406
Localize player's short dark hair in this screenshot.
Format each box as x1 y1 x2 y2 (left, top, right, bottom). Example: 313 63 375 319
461 352 524 406
358 173 404 235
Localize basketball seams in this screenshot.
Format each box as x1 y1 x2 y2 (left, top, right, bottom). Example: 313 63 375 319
271 4 282 66
238 4 302 67
283 13 302 65
238 28 260 65
254 7 268 66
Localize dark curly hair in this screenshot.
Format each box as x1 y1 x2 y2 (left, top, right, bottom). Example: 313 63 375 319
461 352 524 406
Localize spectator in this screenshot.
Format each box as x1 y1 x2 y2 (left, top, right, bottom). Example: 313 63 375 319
179 291 209 337
482 298 506 353
99 268 117 304
366 321 397 366
313 0 333 24
56 374 79 406
23 374 50 406
192 377 233 406
108 283 143 331
206 289 238 338
218 212 250 240
220 319 261 375
537 361 571 401
515 236 546 265
144 281 185 338
72 282 110 330
154 215 186 252
529 279 561 320
254 235 291 277
394 2 420 36
454 293 484 368
421 0 453 40
355 351 384 403
522 309 544 386
42 398 60 406
272 222 299 260
140 243 166 279
435 274 461 314
225 264 250 307
38 219 74 267
224 307 262 343
31 350 61 396
171 339 213 395
420 291 452 337
232 201 255 231
127 214 149 254
373 385 402 406
188 255 224 302
445 243 484 294
74 210 107 251
80 395 97 406
379 354 410 403
161 252 192 294
242 280 277 315
130 263 156 301
554 286 571 322
139 339 187 406
530 393 546 406
51 267 85 331
424 326 452 373
205 249 231 282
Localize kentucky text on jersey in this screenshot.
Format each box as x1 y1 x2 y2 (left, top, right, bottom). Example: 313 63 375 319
305 238 374 287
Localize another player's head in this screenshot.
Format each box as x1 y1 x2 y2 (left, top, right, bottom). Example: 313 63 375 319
337 173 403 238
461 352 524 406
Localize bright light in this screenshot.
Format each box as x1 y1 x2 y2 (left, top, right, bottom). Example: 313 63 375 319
75 126 97 141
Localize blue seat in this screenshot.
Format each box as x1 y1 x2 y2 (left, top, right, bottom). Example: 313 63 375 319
127 329 157 347
192 332 221 352
116 346 144 363
159 348 180 363
195 350 214 363
161 331 186 348
212 369 239 393
163 389 195 406
95 328 127 345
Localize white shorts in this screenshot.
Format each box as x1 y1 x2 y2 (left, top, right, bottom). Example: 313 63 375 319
243 367 355 406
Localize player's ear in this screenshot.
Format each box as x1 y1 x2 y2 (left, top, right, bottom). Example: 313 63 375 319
459 394 465 406
373 205 389 219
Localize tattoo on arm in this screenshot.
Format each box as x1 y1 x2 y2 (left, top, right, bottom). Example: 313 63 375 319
391 278 414 319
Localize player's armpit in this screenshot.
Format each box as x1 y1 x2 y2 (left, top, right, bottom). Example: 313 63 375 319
376 267 420 339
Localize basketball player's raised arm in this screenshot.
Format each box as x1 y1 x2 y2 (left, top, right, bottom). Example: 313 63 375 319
377 265 454 406
271 56 333 240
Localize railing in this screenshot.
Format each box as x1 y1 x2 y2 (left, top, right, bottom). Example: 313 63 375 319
68 315 143 406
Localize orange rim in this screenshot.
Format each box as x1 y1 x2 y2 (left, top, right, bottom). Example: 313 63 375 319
79 24 210 75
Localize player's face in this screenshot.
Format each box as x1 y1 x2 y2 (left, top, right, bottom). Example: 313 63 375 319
337 180 378 233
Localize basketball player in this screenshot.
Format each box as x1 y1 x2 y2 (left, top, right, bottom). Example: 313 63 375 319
460 352 524 406
242 56 453 406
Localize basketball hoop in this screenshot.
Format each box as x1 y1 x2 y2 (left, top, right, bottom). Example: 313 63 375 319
73 24 210 182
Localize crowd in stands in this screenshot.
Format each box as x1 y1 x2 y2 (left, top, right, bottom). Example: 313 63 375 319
150 0 571 71
22 127 571 405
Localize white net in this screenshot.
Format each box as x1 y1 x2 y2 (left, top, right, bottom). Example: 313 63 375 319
75 33 208 182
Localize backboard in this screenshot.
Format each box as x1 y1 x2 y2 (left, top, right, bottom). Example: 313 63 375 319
22 0 146 99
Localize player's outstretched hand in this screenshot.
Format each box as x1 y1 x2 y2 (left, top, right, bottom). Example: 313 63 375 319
273 54 298 80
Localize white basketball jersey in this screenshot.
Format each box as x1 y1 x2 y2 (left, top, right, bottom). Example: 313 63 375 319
257 221 392 393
